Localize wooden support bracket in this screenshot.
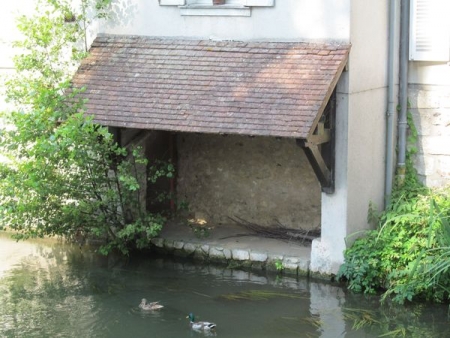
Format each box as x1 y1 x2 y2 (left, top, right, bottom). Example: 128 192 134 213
297 93 336 194
297 138 334 194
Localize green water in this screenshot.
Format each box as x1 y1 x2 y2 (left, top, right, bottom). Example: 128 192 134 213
1 232 449 338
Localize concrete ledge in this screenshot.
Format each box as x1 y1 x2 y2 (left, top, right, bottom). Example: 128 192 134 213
150 235 311 276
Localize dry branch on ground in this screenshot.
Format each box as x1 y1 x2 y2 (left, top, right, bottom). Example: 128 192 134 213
227 216 320 243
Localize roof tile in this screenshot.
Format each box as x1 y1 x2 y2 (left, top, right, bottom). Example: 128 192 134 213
71 35 350 139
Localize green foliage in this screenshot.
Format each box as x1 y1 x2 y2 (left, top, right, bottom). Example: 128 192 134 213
274 259 284 272
0 0 172 256
385 197 450 303
5 0 110 105
338 187 450 302
338 230 385 294
189 224 211 239
338 107 450 303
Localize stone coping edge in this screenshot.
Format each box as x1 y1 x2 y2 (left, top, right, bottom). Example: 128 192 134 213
150 237 311 277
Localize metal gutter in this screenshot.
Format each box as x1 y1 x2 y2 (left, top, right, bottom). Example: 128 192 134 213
385 0 399 206
397 0 410 185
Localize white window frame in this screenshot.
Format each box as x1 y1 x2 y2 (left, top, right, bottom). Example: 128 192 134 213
159 0 274 8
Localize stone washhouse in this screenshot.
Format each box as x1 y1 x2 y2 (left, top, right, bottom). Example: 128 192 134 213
3 0 450 277
71 36 350 276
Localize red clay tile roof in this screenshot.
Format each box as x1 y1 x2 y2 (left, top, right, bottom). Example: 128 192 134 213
71 35 350 138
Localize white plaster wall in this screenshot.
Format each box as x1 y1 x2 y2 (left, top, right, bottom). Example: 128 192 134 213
345 0 389 256
311 0 390 275
346 88 387 231
410 62 450 86
345 0 390 233
103 0 350 42
311 87 349 275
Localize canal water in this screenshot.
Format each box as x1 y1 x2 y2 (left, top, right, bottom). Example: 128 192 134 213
1 232 449 338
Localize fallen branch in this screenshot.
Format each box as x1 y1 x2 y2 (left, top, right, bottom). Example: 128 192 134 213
227 216 320 243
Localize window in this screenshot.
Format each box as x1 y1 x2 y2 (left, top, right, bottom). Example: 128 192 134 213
159 0 274 5
159 0 274 16
181 0 249 16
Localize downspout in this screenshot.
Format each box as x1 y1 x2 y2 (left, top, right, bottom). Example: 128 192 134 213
397 0 410 185
385 0 398 206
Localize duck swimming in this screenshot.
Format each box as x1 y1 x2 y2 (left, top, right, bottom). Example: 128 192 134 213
187 313 216 332
139 299 163 311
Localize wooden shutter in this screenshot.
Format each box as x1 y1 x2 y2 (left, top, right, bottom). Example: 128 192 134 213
409 0 450 61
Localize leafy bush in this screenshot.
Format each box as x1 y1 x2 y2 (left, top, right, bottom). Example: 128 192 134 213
0 0 174 255
338 109 450 303
338 185 450 303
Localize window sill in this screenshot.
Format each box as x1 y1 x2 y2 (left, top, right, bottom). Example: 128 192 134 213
179 5 251 16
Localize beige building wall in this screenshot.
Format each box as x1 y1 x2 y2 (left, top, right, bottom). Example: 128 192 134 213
346 0 389 234
311 0 390 274
104 0 350 42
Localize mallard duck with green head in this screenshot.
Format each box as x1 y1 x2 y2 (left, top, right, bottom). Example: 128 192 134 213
139 298 163 311
187 313 217 332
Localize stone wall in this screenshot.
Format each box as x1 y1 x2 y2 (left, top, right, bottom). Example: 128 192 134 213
176 133 321 231
409 84 450 187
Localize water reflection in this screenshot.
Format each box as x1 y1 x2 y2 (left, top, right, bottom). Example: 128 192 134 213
1 232 449 337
